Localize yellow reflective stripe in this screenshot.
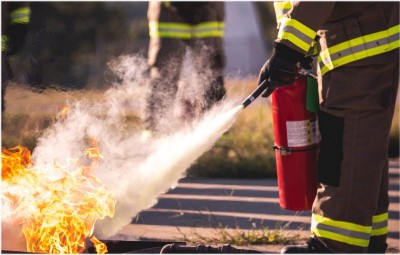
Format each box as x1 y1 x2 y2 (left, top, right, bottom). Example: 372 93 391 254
313 228 370 247
318 24 400 75
371 212 388 236
11 7 31 25
372 226 388 236
274 1 292 23
149 21 224 39
278 17 317 52
192 22 225 38
2 35 9 52
162 1 171 8
193 21 225 30
306 40 319 57
373 212 388 222
312 213 371 247
149 21 191 38
313 214 372 235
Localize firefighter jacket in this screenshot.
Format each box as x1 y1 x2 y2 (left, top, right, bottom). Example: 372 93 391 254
274 2 399 76
1 2 31 55
147 1 225 40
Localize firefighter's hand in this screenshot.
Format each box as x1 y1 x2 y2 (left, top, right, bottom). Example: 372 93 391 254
258 43 306 97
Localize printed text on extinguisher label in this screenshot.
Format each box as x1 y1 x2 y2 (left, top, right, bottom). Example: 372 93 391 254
286 120 320 147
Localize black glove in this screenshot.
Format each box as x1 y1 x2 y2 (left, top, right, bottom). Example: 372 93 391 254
258 43 311 97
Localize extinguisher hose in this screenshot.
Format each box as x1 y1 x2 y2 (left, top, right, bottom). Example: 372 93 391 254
240 70 317 109
241 80 270 109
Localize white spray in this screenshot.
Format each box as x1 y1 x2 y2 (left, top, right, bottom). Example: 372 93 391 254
29 55 245 238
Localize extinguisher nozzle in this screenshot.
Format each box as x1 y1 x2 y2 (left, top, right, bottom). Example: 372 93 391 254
241 80 269 109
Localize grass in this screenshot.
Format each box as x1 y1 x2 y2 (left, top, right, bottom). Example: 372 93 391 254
170 206 304 247
191 224 297 246
162 205 301 247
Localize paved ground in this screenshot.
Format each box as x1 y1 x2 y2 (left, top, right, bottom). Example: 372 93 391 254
113 158 400 253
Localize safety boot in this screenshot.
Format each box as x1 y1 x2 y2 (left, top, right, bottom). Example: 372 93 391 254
281 238 331 253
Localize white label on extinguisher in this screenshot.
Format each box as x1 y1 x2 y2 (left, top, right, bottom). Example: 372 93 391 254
286 120 320 147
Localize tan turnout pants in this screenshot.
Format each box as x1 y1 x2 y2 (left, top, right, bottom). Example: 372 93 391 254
312 62 399 253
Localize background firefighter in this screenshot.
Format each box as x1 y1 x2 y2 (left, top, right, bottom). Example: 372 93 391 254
1 2 31 113
257 2 399 253
145 1 226 132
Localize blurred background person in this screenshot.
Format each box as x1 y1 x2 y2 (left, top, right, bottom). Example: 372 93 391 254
1 2 31 112
145 1 226 133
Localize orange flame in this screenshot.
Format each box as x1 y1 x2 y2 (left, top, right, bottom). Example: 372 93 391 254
90 236 108 254
58 105 71 120
1 145 115 254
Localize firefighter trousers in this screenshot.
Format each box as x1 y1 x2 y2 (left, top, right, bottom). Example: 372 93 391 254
146 36 225 131
312 62 399 253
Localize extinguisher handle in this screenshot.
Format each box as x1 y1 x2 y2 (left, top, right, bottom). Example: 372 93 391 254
241 80 270 109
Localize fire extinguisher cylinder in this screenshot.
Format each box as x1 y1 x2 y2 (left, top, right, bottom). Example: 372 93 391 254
241 80 270 109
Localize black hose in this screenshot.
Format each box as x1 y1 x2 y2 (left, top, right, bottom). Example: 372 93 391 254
241 80 269 109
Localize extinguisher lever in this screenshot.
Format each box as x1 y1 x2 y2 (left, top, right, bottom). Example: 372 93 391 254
299 68 318 80
241 80 270 109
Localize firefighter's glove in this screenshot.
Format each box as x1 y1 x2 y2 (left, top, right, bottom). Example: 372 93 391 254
258 43 306 97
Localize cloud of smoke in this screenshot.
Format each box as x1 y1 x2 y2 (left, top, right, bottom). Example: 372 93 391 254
1 219 27 252
28 53 242 239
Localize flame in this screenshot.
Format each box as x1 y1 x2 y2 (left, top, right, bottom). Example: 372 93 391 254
1 145 115 254
58 105 71 120
90 236 108 254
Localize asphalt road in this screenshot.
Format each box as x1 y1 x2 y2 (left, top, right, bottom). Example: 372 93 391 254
114 158 400 253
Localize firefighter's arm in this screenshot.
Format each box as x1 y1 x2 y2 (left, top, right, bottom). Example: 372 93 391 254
258 2 333 94
276 2 335 55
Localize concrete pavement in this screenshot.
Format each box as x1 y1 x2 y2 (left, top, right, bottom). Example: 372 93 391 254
113 158 400 253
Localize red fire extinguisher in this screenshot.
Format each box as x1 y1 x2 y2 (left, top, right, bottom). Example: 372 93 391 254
271 71 319 211
241 70 319 211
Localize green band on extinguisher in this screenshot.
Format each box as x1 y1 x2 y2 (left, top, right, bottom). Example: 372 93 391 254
306 77 319 113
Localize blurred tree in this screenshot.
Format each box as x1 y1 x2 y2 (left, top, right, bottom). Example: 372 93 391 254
11 2 148 89
9 2 277 90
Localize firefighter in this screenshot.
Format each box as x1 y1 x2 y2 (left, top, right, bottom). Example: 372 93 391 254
145 1 226 132
258 2 399 253
1 2 31 112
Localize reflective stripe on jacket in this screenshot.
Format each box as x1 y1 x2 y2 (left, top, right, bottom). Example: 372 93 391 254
275 2 399 75
319 24 399 75
2 35 9 52
149 21 224 39
10 6 31 25
274 1 292 25
311 212 388 248
1 3 31 53
274 1 318 56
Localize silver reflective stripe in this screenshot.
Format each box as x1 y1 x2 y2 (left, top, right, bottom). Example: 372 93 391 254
158 27 190 33
10 7 31 24
280 25 314 46
150 21 224 38
321 33 398 66
319 30 399 74
372 220 387 230
316 222 371 241
193 27 224 33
